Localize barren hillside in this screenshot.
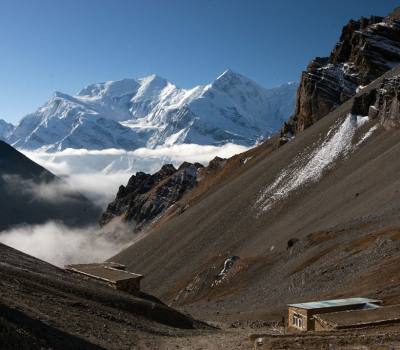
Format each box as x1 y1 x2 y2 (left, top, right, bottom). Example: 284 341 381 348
113 64 400 328
0 243 211 350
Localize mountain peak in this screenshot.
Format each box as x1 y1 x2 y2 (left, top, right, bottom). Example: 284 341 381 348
138 73 168 84
132 74 171 102
215 69 242 81
0 118 14 127
389 6 400 19
77 78 139 99
282 6 400 136
8 70 297 151
0 118 14 141
53 91 72 99
211 69 264 93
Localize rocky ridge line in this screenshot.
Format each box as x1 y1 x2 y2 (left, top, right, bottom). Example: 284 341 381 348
100 161 207 231
281 8 400 142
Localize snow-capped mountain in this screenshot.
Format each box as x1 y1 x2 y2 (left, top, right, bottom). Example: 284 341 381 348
0 119 15 141
8 70 297 151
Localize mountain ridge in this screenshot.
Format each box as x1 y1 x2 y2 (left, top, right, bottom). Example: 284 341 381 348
281 9 400 139
0 119 14 141
0 140 101 229
6 71 297 151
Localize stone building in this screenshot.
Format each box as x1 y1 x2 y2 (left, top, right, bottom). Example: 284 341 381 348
287 297 381 331
314 304 400 331
65 262 143 294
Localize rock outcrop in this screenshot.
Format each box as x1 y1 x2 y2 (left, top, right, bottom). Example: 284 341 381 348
352 75 400 129
282 8 400 139
100 162 204 230
372 76 400 129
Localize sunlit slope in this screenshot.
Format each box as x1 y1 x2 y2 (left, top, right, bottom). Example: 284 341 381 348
113 65 400 320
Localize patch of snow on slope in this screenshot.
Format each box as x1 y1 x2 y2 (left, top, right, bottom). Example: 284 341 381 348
355 124 379 147
255 114 370 213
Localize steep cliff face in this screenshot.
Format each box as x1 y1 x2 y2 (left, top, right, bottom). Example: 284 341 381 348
352 75 400 129
282 9 400 138
100 162 204 231
372 76 400 129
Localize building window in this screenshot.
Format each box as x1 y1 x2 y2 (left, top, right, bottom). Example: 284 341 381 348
292 313 303 328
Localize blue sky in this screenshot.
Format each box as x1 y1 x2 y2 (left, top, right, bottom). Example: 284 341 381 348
0 0 398 123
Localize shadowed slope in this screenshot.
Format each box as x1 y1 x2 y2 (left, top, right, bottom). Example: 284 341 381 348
0 243 210 350
0 141 101 229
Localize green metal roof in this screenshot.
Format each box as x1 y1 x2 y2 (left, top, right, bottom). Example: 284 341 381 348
288 298 381 310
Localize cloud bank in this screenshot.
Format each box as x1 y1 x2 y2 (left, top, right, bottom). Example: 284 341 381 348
2 174 83 204
21 143 249 208
0 143 249 266
0 221 132 267
22 143 249 174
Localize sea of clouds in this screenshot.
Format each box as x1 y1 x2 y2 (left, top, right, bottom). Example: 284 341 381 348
22 143 249 207
0 143 249 266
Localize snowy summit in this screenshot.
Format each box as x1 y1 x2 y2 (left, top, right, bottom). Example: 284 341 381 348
7 70 298 151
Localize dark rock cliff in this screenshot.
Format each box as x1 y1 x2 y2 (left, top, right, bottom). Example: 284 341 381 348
100 162 204 231
282 8 400 139
372 76 400 129
351 74 400 129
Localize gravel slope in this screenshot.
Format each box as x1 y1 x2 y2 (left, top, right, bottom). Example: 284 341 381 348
112 65 400 324
0 243 210 350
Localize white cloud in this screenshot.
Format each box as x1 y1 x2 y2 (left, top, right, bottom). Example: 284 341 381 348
65 172 131 208
2 143 249 266
0 221 132 267
21 143 249 208
22 143 249 174
1 174 83 204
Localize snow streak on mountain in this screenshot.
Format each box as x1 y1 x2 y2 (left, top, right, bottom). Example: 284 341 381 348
6 70 297 151
255 113 372 213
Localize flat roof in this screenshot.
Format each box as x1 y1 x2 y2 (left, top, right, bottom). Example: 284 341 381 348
288 298 381 310
315 304 400 328
66 263 143 283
